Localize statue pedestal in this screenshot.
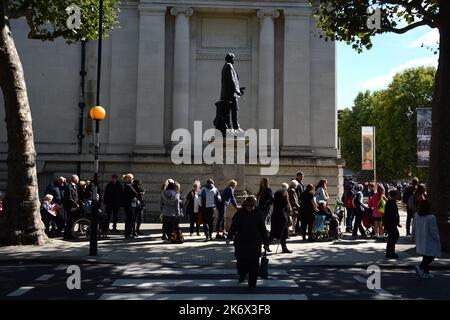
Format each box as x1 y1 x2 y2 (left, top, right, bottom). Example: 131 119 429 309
213 135 249 196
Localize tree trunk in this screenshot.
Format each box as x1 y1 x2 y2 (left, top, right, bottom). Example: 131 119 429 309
0 2 47 245
429 1 450 251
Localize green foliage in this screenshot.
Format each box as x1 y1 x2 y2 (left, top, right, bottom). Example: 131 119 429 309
8 0 121 43
338 67 435 182
310 1 439 53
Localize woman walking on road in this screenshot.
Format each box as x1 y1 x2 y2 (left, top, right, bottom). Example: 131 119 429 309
414 200 441 279
227 196 270 289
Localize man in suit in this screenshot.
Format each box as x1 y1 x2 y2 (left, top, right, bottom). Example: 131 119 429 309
63 175 80 240
220 53 245 134
294 171 306 234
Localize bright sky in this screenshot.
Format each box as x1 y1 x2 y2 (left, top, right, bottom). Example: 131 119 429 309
337 26 439 110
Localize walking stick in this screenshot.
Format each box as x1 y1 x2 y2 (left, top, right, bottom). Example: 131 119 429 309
275 214 290 255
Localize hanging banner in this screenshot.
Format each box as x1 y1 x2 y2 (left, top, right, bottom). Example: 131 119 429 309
417 108 432 167
361 126 375 171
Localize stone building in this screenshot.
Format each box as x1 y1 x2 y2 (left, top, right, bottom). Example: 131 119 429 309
0 0 344 219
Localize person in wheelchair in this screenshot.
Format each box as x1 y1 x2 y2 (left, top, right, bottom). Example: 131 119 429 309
314 201 340 240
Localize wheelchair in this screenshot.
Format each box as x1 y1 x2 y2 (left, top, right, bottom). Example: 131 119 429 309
312 214 342 242
71 200 106 240
312 214 330 242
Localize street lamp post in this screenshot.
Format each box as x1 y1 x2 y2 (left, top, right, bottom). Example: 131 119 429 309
406 107 414 178
89 0 104 257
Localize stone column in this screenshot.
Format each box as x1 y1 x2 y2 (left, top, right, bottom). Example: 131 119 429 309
170 7 193 131
282 9 311 149
135 5 167 154
257 9 279 131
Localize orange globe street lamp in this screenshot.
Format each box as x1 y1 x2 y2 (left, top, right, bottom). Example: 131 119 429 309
89 106 106 121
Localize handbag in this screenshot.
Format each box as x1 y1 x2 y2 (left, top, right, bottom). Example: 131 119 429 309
259 251 269 279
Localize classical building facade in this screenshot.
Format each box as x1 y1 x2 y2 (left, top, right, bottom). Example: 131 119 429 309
0 0 343 219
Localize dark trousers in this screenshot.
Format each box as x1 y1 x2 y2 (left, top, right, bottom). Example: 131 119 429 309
63 207 76 239
41 212 57 235
346 207 354 231
124 206 136 237
104 205 120 232
203 207 215 239
269 233 287 249
190 211 200 234
420 255 435 273
163 216 177 240
216 203 227 232
352 210 366 236
406 208 414 235
224 98 240 129
386 227 399 255
295 209 302 233
136 206 144 231
258 207 270 225
301 219 314 240
236 257 260 288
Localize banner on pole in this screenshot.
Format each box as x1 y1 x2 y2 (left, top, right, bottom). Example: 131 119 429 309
362 126 375 171
417 108 432 167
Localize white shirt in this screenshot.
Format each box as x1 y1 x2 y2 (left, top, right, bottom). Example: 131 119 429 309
194 192 200 213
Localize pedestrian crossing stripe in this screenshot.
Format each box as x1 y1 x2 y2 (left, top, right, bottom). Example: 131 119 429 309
99 293 308 300
120 268 288 276
111 278 298 288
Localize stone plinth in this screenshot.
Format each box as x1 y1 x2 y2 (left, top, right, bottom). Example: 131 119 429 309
212 136 248 193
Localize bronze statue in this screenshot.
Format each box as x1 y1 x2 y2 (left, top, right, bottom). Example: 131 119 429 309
215 53 245 136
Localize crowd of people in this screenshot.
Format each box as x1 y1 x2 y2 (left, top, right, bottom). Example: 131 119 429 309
0 172 442 286
343 177 441 279
37 173 146 240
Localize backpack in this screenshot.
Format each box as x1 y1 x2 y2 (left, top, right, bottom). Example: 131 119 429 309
378 197 386 215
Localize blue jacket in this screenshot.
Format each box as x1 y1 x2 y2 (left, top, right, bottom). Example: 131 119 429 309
221 186 237 208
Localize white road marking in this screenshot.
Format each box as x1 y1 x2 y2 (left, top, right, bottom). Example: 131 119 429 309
121 268 288 276
353 275 395 297
35 274 54 281
53 265 67 271
7 286 34 297
99 293 308 300
111 278 298 288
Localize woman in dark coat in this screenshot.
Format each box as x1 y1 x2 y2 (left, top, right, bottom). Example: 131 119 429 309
256 178 274 225
300 184 318 241
269 188 292 253
227 196 269 288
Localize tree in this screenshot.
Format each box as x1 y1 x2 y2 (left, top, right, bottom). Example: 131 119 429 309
0 0 119 245
338 67 435 182
312 0 450 249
